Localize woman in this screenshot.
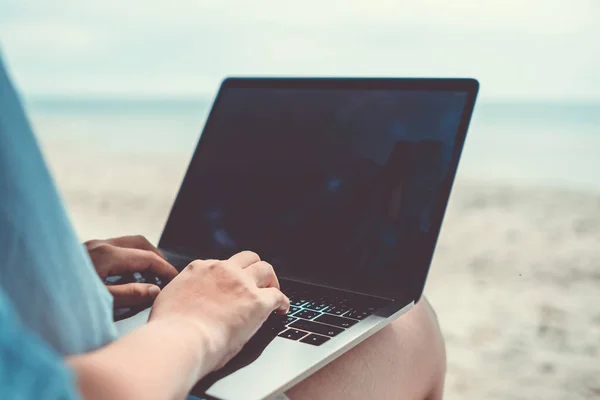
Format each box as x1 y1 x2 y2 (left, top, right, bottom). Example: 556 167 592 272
0 53 446 400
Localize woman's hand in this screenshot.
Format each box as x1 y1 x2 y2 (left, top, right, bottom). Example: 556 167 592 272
70 250 289 399
149 251 290 373
85 235 179 309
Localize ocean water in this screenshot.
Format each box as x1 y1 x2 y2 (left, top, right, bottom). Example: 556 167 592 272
25 98 600 193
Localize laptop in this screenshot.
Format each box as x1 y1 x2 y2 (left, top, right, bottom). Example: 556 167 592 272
128 77 478 399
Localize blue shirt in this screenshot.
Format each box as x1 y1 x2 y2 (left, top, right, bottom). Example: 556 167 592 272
0 52 117 396
0 290 78 399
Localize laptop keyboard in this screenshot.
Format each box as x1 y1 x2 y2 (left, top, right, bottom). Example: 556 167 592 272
265 280 390 346
162 252 391 346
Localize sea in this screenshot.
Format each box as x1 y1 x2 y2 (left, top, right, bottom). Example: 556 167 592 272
24 98 600 194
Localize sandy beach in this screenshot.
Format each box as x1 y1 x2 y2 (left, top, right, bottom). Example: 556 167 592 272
42 141 600 400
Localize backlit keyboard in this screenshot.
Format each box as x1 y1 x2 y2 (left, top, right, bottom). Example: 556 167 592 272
265 280 390 346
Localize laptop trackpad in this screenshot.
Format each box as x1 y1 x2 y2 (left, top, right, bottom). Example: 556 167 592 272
193 335 327 400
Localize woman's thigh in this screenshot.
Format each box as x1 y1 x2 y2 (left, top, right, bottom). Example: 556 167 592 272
287 297 446 400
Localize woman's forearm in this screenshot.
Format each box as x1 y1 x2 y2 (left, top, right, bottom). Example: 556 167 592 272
67 317 211 400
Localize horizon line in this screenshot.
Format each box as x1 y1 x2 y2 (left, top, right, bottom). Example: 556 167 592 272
23 94 600 106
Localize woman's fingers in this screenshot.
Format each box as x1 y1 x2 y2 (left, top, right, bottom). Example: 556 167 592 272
228 251 288 313
90 244 178 281
228 251 261 268
105 235 166 259
261 287 290 314
108 283 161 308
114 247 179 280
245 261 280 289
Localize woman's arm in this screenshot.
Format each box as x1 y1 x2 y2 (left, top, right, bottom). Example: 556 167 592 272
67 317 209 400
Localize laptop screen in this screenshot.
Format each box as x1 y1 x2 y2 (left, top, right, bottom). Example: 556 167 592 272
161 81 475 301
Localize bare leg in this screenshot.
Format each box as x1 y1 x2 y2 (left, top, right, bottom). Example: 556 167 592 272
287 297 446 400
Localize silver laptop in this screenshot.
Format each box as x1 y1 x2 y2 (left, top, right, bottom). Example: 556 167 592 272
153 77 478 399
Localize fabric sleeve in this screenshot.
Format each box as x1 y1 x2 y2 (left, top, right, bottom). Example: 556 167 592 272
0 51 118 355
0 289 80 400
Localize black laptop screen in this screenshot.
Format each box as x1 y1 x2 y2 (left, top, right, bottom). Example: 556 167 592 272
161 82 473 300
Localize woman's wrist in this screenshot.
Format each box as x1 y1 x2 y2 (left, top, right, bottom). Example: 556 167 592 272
68 317 216 400
145 316 219 379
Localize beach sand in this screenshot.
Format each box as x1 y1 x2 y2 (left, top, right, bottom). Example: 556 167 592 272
42 143 600 400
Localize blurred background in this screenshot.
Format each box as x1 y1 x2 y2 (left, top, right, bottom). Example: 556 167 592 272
1 1 599 399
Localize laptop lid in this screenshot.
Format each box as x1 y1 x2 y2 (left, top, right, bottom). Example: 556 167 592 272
159 78 478 304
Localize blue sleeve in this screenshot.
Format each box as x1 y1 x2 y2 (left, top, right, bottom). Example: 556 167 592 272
0 289 79 400
0 51 118 355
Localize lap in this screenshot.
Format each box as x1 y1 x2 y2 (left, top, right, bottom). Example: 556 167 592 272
287 297 446 400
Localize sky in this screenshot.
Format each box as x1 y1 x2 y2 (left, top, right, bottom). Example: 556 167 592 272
1 0 599 101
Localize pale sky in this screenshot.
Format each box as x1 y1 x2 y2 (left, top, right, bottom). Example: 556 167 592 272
1 0 599 100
